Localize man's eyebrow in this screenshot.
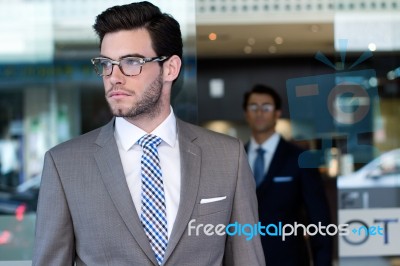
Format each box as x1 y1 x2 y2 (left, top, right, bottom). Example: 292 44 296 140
123 53 146 58
98 54 111 59
98 53 146 60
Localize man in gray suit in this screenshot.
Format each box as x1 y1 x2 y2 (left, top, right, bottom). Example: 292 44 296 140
33 2 265 265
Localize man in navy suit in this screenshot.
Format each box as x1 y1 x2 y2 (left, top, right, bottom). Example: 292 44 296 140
243 84 333 266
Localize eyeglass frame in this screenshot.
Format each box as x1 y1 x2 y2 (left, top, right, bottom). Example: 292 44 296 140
246 103 275 113
90 55 169 77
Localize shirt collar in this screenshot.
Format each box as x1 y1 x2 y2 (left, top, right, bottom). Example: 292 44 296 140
114 106 177 151
249 132 280 154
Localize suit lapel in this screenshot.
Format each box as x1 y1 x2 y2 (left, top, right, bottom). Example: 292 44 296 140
93 119 158 265
163 119 201 263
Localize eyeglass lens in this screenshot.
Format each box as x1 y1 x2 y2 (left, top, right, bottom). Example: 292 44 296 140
93 58 143 76
247 103 274 112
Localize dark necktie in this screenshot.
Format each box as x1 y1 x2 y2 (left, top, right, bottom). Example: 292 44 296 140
138 134 168 265
253 147 266 187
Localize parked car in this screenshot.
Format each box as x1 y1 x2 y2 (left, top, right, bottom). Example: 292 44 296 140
338 149 400 209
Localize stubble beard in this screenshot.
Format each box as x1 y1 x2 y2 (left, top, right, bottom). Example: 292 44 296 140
108 74 164 120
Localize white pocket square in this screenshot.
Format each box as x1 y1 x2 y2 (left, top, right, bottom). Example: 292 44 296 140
200 196 227 204
273 176 293 182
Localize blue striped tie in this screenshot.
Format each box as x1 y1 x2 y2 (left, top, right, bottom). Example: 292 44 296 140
138 134 168 265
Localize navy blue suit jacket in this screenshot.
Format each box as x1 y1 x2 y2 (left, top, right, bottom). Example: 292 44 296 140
246 137 332 266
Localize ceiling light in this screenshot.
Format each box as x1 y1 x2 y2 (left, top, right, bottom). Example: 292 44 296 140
387 71 395 80
369 77 378 87
244 46 252 54
208 32 217 41
310 25 320 33
268 45 277 54
387 67 400 80
248 38 256 45
368 43 377 51
274 36 283 45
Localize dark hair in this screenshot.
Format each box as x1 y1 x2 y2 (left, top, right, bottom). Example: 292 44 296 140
242 84 282 111
93 1 183 61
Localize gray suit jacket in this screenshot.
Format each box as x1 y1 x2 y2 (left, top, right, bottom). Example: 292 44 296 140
33 118 265 266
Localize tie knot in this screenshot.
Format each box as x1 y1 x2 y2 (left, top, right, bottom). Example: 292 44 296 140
138 134 162 148
256 147 265 156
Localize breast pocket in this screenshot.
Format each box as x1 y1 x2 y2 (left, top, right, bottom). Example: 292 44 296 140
196 198 229 216
273 176 293 183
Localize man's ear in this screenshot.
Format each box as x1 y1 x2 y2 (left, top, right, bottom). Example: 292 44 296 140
162 55 181 82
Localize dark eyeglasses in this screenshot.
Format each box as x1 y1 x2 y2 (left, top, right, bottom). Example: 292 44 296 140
91 56 169 77
247 103 275 113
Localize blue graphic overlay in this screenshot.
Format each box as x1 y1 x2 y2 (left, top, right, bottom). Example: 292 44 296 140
286 40 381 168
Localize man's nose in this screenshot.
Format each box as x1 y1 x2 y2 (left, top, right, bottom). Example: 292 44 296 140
109 65 125 84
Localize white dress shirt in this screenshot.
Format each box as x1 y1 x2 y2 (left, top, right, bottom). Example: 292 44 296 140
248 133 280 177
114 108 181 239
